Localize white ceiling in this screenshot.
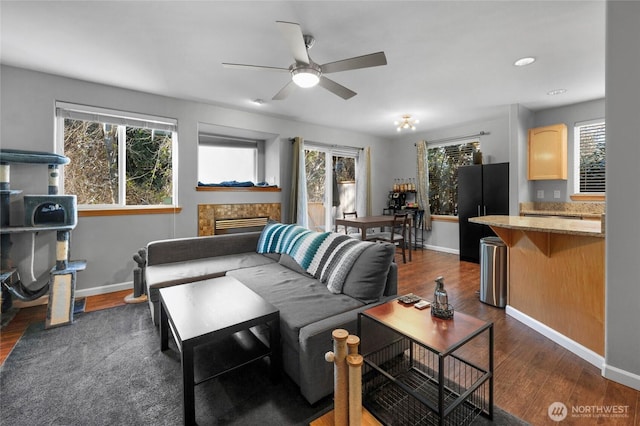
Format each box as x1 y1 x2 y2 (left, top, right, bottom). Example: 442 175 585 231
0 0 606 138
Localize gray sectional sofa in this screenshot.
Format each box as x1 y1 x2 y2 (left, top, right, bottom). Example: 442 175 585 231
144 227 398 404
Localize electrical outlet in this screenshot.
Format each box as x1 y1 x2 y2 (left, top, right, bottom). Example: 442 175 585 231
554 190 561 199
537 190 544 199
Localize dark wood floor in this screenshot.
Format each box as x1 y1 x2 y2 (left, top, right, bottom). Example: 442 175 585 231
2 250 638 425
397 249 639 425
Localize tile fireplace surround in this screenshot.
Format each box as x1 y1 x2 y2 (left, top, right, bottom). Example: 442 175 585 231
197 203 281 236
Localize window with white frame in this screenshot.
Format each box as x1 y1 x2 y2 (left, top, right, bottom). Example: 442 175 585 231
55 102 177 207
575 119 606 194
427 140 479 215
197 133 263 185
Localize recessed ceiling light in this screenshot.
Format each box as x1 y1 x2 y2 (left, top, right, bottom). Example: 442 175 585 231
514 57 536 67
547 89 567 96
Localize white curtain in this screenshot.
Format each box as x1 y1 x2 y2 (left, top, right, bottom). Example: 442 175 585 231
416 140 432 231
356 146 372 216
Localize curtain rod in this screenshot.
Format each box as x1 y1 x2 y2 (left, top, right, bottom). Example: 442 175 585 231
291 138 364 151
414 131 490 146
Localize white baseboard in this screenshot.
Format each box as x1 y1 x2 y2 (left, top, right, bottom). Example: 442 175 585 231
505 305 605 370
76 281 133 298
421 244 459 255
602 363 640 392
12 281 133 308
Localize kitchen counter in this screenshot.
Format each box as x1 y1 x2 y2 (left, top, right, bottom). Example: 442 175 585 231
470 215 604 238
520 210 602 220
519 201 604 220
469 214 605 362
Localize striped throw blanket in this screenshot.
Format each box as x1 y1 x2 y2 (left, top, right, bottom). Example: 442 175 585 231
257 222 373 294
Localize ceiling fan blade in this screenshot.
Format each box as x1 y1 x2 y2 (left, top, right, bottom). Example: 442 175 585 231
318 76 357 100
321 51 387 74
276 21 310 65
272 80 297 100
222 63 290 72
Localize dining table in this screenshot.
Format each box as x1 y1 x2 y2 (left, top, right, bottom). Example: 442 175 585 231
334 214 412 260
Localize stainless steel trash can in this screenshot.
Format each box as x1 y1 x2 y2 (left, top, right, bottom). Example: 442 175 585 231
479 236 507 307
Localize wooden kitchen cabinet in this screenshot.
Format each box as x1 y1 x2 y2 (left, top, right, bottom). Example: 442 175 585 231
528 123 567 180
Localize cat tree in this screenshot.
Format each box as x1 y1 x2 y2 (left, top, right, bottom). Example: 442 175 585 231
0 148 86 328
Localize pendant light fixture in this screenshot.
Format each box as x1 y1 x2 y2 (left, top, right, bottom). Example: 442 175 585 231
394 115 419 132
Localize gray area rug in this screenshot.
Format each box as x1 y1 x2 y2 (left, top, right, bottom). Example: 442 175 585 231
0 303 528 425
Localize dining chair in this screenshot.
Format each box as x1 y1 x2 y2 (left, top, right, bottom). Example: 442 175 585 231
372 213 411 263
336 211 362 239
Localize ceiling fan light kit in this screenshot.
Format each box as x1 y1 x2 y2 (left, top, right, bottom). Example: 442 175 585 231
222 21 387 100
291 66 321 88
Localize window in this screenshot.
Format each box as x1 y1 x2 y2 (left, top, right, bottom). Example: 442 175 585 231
575 120 606 193
197 134 263 184
55 102 177 207
427 141 479 215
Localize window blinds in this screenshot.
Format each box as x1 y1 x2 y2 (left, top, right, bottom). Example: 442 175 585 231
577 121 606 193
55 102 177 132
198 133 259 148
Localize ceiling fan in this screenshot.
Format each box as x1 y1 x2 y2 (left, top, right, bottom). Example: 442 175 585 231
222 21 387 100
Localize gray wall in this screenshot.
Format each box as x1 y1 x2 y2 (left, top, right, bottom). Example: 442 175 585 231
379 100 604 254
509 103 535 214
1 66 606 287
383 113 512 252
604 0 640 391
532 98 606 201
0 65 389 295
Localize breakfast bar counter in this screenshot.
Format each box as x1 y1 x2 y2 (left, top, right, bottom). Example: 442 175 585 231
470 214 604 238
469 215 605 362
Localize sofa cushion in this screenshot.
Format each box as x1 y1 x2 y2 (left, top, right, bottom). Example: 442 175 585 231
147 232 262 265
258 222 375 294
146 252 276 302
289 232 373 294
278 253 311 276
227 263 364 347
257 222 310 254
342 242 396 303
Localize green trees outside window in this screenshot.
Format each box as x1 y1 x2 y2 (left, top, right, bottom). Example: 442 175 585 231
63 118 173 206
427 142 478 215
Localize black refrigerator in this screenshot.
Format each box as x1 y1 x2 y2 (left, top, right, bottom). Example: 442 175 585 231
458 162 509 263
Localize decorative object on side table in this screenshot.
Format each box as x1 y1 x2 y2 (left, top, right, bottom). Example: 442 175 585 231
431 276 454 319
397 293 421 304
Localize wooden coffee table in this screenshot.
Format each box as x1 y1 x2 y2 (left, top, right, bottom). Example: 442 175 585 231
159 276 280 425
